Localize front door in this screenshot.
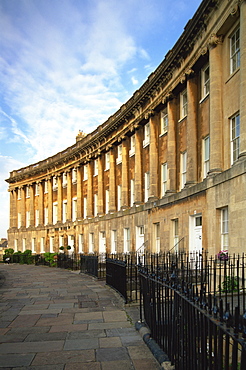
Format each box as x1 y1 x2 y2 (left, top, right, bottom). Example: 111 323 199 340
189 215 202 256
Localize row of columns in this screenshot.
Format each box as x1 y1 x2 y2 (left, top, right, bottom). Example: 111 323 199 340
9 2 246 229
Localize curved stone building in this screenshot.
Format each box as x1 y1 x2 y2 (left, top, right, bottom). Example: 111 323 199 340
6 0 246 257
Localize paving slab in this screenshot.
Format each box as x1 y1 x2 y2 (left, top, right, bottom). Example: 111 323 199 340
0 264 161 369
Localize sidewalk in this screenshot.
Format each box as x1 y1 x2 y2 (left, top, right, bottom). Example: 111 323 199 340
0 264 160 369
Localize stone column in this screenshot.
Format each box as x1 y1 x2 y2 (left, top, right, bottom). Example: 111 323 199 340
186 74 198 185
98 156 104 215
167 97 177 193
239 0 246 158
149 114 158 199
29 184 35 226
134 128 143 204
67 170 72 221
121 138 129 209
208 35 223 174
109 148 116 212
76 166 83 219
38 181 44 226
87 161 93 218
48 178 53 225
9 188 17 228
57 174 62 222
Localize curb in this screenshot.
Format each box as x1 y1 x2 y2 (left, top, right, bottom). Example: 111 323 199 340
135 321 175 370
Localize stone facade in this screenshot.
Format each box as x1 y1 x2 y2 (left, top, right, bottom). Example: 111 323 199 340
6 0 246 257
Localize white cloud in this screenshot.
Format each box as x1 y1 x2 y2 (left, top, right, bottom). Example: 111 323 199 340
131 76 139 85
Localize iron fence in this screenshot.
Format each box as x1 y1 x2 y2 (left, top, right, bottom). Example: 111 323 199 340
138 252 246 370
80 254 106 279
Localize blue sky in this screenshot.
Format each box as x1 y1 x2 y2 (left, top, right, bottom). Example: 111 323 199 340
0 0 202 238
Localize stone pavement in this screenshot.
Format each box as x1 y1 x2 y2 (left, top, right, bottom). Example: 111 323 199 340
0 264 161 369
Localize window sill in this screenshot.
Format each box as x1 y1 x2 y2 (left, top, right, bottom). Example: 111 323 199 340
178 115 187 123
226 67 239 84
199 94 209 104
159 131 168 138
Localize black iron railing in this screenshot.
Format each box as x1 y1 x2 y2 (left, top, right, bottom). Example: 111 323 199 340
138 252 246 370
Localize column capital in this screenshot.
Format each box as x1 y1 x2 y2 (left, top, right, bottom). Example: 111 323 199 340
208 33 224 48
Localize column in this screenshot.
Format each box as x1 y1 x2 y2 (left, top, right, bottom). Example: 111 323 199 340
134 128 143 204
149 114 158 199
98 156 104 215
57 174 62 222
208 35 223 174
87 161 93 217
48 177 53 225
30 184 35 226
121 138 129 209
186 75 198 185
76 166 83 219
9 188 17 228
67 170 72 221
109 147 116 212
167 98 177 192
38 181 44 226
239 0 246 158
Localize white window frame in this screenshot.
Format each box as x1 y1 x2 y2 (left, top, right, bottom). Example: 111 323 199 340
32 237 36 253
154 223 160 253
44 181 48 194
161 162 167 197
143 122 150 147
94 193 98 216
35 209 39 227
26 185 30 198
35 183 39 196
105 190 109 214
130 179 135 207
18 212 21 228
40 237 45 253
63 200 67 223
59 235 64 249
201 64 210 99
173 219 179 253
230 27 240 74
221 207 229 251
72 168 77 183
129 135 135 156
44 207 48 226
116 144 122 164
78 234 84 253
203 136 210 178
72 197 77 222
231 113 240 164
181 151 187 189
180 89 188 119
144 172 150 202
105 152 110 171
14 239 18 252
53 202 58 224
160 108 168 135
89 233 94 254
53 176 58 190
18 188 21 200
62 172 67 187
111 230 117 254
83 164 88 181
124 228 130 253
26 211 30 228
22 238 26 252
117 185 122 211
